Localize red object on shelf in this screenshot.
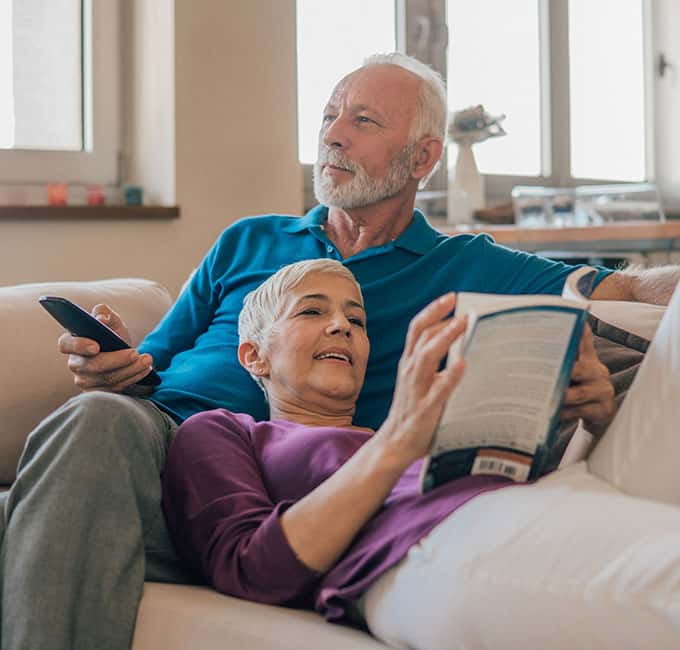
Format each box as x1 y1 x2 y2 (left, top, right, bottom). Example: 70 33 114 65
86 184 106 206
47 183 68 206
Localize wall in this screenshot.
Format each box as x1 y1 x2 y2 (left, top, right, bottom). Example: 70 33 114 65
0 0 303 297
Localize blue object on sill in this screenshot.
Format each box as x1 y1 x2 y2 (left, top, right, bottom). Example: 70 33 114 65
125 186 143 206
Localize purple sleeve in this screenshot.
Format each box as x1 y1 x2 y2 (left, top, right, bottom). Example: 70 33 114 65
162 410 321 605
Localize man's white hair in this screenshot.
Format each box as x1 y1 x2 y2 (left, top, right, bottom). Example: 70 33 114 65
361 53 447 189
238 259 363 394
362 52 448 142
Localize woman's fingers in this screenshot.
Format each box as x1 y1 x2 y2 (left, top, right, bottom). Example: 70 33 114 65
429 357 467 406
404 293 457 357
401 313 467 385
417 314 467 375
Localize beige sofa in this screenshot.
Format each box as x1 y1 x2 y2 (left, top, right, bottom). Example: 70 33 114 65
0 278 386 650
2 277 676 650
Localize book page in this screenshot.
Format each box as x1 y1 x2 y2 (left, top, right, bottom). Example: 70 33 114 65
434 308 578 455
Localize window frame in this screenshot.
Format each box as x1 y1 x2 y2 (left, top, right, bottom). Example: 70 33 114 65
0 0 121 186
298 0 660 209
482 0 655 202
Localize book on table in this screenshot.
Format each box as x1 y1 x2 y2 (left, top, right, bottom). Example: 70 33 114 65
420 266 598 493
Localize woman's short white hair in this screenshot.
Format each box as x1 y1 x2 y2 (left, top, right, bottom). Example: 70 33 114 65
238 258 363 393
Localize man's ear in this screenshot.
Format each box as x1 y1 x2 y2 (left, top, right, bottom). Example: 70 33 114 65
238 341 270 378
411 136 444 182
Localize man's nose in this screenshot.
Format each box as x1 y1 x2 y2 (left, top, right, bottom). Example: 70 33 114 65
322 114 349 149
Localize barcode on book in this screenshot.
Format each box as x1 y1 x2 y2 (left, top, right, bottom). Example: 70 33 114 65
471 452 531 482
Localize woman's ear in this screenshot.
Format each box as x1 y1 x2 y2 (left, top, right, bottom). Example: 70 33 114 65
238 341 270 378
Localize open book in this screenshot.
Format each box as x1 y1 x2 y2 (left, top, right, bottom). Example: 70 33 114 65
420 266 598 492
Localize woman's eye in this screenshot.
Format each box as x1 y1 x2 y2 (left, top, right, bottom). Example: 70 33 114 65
322 114 335 124
356 116 373 124
300 308 321 316
349 317 365 328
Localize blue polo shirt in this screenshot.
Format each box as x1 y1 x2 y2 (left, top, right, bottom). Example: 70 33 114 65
139 205 612 430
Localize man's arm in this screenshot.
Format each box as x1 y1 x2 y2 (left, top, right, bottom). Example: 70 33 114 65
590 264 680 305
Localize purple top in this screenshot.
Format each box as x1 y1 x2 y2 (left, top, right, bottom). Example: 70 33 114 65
162 409 510 621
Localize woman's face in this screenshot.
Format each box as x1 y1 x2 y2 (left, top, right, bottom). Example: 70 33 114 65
260 272 370 414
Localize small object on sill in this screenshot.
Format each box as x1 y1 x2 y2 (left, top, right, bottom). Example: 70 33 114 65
47 183 68 206
446 188 472 225
473 202 514 225
124 185 143 206
86 184 106 206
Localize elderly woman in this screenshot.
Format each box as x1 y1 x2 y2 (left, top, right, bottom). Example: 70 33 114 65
162 259 614 623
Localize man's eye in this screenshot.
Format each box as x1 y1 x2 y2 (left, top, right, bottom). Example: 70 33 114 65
322 114 335 123
349 317 365 328
300 308 321 316
356 116 374 124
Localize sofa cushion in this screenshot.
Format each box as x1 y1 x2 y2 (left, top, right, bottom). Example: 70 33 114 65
132 583 386 650
588 283 680 505
0 279 172 483
589 299 664 390
589 299 664 411
589 299 666 342
557 298 665 466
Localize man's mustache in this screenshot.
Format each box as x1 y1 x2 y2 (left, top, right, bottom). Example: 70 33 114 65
316 148 360 173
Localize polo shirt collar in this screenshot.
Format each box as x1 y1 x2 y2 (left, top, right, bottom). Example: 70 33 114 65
283 204 440 255
282 204 327 233
394 209 440 254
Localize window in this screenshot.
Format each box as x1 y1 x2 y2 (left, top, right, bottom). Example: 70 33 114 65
296 0 658 206
447 0 542 177
0 0 121 185
568 0 646 181
296 0 397 165
447 0 650 196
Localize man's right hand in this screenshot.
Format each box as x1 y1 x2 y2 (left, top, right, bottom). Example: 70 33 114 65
58 303 155 394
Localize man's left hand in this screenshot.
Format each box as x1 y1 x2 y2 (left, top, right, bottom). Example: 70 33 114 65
561 324 616 437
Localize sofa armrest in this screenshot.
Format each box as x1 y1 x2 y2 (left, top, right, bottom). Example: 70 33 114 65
0 279 173 484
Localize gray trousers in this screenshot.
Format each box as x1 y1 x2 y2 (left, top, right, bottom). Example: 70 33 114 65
0 391 199 650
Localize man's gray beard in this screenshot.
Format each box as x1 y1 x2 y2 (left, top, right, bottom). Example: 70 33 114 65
313 142 417 210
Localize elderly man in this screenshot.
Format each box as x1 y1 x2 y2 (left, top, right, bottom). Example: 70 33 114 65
0 52 677 650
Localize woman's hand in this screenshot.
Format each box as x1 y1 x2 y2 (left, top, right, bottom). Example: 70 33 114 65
561 324 616 437
377 293 467 466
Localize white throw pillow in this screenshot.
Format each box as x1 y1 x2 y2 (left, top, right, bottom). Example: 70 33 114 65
362 463 680 650
589 299 665 341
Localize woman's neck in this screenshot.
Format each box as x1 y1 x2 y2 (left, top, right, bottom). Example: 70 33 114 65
268 397 370 432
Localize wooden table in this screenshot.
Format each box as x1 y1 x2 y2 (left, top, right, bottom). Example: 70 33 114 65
434 220 680 256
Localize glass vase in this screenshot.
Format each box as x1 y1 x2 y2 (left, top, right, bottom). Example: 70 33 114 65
447 142 485 224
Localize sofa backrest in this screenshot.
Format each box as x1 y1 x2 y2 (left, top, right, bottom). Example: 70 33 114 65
0 279 173 484
0 282 668 486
